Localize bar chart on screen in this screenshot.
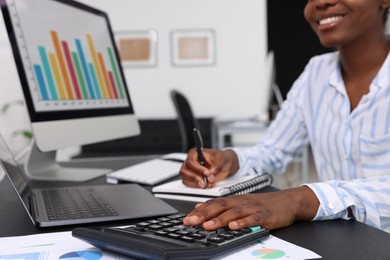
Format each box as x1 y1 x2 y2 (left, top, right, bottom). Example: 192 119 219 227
33 31 125 103
6 0 130 112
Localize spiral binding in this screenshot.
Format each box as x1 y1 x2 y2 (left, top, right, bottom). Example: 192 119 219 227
220 174 273 196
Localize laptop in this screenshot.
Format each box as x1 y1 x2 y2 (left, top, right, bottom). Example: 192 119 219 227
0 134 177 227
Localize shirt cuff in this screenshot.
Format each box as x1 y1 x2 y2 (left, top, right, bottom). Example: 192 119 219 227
304 182 351 221
227 147 257 177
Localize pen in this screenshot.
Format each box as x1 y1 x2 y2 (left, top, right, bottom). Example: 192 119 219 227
193 128 209 189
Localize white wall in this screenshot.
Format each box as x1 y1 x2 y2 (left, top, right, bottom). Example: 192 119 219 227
78 0 268 119
0 10 31 158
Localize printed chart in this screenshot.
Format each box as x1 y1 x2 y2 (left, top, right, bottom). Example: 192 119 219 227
251 248 286 259
59 250 103 260
0 231 131 260
218 235 321 260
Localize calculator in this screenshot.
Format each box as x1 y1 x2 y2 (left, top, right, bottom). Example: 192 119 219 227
72 213 270 259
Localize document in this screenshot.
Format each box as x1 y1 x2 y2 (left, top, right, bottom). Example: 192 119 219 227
217 235 321 260
0 232 321 260
0 231 132 259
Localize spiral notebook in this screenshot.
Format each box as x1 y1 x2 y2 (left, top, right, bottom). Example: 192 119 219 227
152 174 273 202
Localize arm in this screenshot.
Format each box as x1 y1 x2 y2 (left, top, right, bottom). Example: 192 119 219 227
306 175 390 231
183 186 320 231
180 64 311 187
232 70 310 177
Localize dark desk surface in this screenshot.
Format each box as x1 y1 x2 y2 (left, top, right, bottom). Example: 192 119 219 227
1 156 390 260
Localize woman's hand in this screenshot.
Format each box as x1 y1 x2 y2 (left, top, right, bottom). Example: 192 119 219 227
183 186 319 230
179 148 239 188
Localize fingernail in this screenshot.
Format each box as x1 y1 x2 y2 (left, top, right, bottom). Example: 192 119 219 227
204 220 215 227
208 175 215 182
229 221 239 229
188 215 199 224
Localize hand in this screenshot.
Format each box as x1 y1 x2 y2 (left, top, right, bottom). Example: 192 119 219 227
183 186 319 230
179 148 239 188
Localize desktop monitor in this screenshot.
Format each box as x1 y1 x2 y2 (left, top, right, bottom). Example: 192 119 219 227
259 50 283 122
0 0 140 181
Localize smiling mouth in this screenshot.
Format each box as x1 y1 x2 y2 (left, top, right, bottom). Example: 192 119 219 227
318 16 343 25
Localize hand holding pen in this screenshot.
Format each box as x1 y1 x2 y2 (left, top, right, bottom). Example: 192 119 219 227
193 128 209 189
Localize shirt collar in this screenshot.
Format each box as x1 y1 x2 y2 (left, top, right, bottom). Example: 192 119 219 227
328 52 346 95
329 50 390 93
373 50 390 90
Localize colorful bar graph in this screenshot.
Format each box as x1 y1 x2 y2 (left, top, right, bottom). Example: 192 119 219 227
88 63 102 99
86 34 108 99
61 41 82 99
33 31 125 102
72 52 89 99
51 30 74 99
38 46 58 100
97 52 114 99
108 47 125 99
49 52 66 99
108 71 119 99
33 65 49 100
75 39 95 99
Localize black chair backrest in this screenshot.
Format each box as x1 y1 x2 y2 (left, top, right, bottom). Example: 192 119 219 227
170 90 200 152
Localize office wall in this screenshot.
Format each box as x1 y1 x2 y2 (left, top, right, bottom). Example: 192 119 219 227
0 11 31 157
78 0 268 119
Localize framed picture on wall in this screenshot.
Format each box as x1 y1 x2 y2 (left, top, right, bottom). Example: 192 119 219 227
170 29 216 67
115 30 157 68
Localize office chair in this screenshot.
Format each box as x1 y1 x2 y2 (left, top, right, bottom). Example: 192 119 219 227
170 89 200 152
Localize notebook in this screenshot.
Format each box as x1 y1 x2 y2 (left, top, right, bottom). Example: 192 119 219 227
152 174 273 202
0 134 177 227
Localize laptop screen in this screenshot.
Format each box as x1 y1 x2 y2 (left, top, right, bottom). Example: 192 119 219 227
0 135 31 207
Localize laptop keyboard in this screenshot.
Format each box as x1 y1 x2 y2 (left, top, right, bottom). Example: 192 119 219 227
42 188 118 220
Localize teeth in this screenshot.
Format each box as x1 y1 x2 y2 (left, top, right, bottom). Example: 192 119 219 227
319 16 342 25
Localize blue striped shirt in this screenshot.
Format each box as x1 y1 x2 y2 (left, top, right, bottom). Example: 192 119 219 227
233 52 390 232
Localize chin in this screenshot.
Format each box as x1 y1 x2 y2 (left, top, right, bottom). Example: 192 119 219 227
316 35 342 49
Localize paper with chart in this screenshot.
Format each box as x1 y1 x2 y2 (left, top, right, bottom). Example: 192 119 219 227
0 231 134 260
0 231 320 260
217 235 321 260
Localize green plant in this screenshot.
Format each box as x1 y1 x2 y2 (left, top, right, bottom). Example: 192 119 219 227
1 100 32 140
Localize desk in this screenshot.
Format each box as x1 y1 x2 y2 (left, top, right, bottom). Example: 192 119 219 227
1 157 390 259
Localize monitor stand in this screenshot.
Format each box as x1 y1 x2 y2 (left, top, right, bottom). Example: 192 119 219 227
24 140 111 182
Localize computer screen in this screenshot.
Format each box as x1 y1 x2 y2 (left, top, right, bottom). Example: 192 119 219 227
0 0 140 181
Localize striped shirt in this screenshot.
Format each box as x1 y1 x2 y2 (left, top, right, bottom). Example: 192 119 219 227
233 51 390 233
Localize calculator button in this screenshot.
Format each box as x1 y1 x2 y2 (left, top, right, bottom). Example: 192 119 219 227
227 230 244 237
164 227 179 233
148 219 161 224
176 230 191 236
249 226 262 232
147 225 163 231
155 231 168 237
159 222 174 228
136 222 151 228
167 233 181 240
181 236 195 243
207 236 225 244
219 233 235 240
158 217 171 221
190 233 206 240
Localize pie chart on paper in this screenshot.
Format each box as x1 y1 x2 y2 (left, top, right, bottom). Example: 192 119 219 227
251 248 286 259
59 251 103 260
